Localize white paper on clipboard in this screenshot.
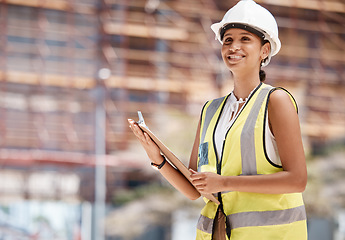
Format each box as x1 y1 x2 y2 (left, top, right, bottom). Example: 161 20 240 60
136 111 219 205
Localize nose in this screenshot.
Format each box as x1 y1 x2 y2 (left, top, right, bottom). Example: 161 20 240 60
229 41 241 52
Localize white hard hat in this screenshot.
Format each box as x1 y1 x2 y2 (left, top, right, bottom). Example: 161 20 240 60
211 0 281 67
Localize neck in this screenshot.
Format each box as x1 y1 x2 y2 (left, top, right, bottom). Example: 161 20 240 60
232 70 261 100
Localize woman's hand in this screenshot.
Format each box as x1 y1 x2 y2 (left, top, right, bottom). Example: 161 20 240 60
189 169 223 194
128 119 201 200
128 119 162 163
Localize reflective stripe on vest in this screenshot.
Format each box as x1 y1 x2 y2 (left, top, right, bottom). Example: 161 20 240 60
200 96 227 145
197 205 306 233
197 215 214 234
228 205 306 230
198 95 228 172
241 86 271 175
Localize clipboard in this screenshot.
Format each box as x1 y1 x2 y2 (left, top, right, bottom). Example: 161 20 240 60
136 111 219 204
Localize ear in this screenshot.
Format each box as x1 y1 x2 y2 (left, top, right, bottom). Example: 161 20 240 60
261 42 270 60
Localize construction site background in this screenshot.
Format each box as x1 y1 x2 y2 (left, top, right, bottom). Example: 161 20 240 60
0 0 344 239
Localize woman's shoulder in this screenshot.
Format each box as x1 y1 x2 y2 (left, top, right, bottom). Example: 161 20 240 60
268 87 298 113
269 88 291 101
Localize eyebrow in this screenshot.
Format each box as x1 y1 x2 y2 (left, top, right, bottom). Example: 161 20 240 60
223 32 253 38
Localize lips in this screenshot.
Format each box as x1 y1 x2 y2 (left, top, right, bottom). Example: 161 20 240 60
227 54 244 60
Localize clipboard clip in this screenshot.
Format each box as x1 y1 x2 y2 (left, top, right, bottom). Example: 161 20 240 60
137 111 147 128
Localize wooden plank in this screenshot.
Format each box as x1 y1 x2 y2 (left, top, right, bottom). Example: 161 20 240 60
114 0 345 15
104 22 189 41
306 99 345 114
7 44 96 62
266 67 342 83
277 17 345 34
5 0 95 14
112 48 215 70
257 0 345 13
280 45 345 63
1 70 95 89
303 122 345 139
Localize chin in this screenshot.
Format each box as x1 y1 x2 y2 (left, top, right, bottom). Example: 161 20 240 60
226 63 243 72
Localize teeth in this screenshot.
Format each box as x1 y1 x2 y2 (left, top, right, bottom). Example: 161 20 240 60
228 55 243 59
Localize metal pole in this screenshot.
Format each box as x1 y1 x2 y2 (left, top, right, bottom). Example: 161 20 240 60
93 68 110 240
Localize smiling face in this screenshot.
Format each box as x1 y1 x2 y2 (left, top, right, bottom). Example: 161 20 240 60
221 28 270 73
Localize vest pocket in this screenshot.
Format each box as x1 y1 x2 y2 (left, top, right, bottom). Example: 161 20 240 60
198 142 209 170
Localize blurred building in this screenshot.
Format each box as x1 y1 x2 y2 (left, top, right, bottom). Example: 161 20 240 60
0 0 344 239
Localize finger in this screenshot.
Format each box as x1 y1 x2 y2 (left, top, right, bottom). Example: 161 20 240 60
128 119 139 129
192 181 204 189
131 123 143 135
128 119 137 128
190 175 202 183
189 169 198 175
144 132 162 149
128 120 138 132
190 172 204 181
195 185 207 193
130 125 147 142
191 177 205 187
194 182 206 188
129 123 140 136
133 124 142 135
143 132 151 142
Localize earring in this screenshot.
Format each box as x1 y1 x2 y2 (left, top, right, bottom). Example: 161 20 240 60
261 57 268 66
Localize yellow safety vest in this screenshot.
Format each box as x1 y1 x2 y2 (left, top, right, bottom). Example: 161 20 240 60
196 83 307 240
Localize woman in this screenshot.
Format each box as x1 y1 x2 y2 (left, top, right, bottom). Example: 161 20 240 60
128 0 307 239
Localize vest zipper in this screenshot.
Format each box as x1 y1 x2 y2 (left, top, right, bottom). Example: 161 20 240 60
217 140 226 174
212 95 231 207
212 83 263 239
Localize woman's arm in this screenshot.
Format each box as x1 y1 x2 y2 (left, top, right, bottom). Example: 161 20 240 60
188 119 201 171
190 90 307 195
128 119 200 200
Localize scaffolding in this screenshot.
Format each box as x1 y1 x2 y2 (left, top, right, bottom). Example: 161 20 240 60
0 0 344 239
0 0 343 199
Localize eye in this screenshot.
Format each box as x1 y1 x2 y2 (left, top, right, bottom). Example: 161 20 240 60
223 37 233 45
241 36 251 41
